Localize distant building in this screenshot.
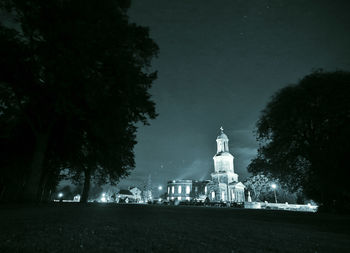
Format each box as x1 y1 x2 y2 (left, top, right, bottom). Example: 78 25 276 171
117 189 134 203
167 180 192 201
129 187 142 202
167 127 245 203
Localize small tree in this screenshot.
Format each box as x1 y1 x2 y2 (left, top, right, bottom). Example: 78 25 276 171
244 174 299 203
243 174 270 201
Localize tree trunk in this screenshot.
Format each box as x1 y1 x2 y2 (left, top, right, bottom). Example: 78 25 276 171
80 167 91 203
22 132 49 203
0 184 5 202
39 170 49 202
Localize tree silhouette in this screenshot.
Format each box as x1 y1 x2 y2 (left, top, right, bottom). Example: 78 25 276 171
248 70 350 211
0 0 158 202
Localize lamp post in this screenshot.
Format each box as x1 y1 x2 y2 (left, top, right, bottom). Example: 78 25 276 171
271 184 277 203
58 192 63 202
158 186 162 202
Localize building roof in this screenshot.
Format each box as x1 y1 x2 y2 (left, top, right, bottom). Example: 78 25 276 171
118 189 133 195
167 179 192 184
214 152 232 157
229 182 245 188
129 186 141 191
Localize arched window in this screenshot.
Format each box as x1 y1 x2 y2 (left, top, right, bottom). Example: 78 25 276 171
186 186 190 194
211 191 215 200
178 185 182 194
167 187 170 194
171 186 174 194
221 192 225 201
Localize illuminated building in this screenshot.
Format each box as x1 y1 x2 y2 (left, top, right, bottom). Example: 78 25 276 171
167 127 245 203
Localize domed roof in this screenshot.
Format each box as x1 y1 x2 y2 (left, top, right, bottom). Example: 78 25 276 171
216 127 228 140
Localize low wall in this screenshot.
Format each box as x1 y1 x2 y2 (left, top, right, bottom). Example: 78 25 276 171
244 202 318 212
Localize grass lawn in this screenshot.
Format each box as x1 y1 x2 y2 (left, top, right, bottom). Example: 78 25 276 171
0 203 349 252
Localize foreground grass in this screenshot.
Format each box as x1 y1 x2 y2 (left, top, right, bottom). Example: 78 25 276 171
0 204 349 253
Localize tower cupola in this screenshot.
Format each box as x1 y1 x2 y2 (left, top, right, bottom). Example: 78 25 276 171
216 127 229 153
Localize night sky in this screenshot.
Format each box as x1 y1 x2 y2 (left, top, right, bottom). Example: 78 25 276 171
117 0 350 189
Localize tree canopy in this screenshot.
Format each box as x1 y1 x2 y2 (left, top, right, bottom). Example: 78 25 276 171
248 70 350 211
0 0 158 202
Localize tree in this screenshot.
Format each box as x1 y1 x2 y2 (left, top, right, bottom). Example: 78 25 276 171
243 174 299 203
243 174 270 202
0 0 158 202
248 70 350 211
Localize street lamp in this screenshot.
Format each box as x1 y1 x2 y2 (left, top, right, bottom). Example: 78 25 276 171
158 186 162 201
271 183 277 203
101 193 107 203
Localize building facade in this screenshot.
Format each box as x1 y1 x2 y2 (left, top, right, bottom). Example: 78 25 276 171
167 127 245 203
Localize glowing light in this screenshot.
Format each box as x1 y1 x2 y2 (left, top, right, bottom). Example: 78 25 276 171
211 191 215 199
171 186 174 194
58 193 63 198
158 198 162 202
204 186 207 194
186 186 190 194
167 187 170 194
186 197 190 201
101 197 107 203
178 185 182 194
271 184 277 189
158 186 162 191
178 196 181 201
102 193 106 197
73 195 81 202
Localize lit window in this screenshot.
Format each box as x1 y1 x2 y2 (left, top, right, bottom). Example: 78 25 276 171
221 192 225 200
171 197 174 200
178 185 182 194
186 186 190 194
172 186 174 194
211 191 215 200
168 187 170 194
205 186 207 194
178 196 181 201
186 197 190 201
